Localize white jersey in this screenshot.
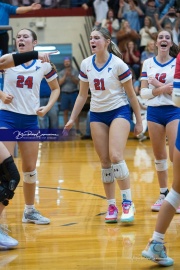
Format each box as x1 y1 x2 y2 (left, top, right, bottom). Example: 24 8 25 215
0 59 57 115
141 57 176 106
79 53 132 112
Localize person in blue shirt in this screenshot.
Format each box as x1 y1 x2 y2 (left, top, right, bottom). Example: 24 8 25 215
155 0 175 18
38 77 59 129
0 1 41 55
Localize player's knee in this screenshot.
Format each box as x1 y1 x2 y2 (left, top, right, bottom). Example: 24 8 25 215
23 169 37 184
165 189 180 210
155 159 168 171
101 167 114 183
0 156 20 206
112 161 129 180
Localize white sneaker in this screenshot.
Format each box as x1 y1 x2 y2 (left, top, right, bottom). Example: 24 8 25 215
22 209 50 225
151 194 165 211
142 239 174 266
151 195 180 214
0 225 18 250
120 200 135 222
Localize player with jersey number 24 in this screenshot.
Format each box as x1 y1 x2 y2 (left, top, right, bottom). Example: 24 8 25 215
0 28 60 225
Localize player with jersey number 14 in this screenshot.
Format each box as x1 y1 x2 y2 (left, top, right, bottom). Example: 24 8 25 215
63 26 143 224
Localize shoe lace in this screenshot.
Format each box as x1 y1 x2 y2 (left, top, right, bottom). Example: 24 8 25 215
0 224 10 236
151 240 167 259
108 205 116 215
122 200 131 213
31 209 42 217
154 195 165 205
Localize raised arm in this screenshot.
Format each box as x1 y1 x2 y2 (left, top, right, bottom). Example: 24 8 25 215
16 3 41 14
0 51 54 69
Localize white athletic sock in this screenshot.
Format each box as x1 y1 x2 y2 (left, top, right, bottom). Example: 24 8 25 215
25 204 35 213
121 189 132 201
160 187 168 195
152 231 165 243
107 199 116 206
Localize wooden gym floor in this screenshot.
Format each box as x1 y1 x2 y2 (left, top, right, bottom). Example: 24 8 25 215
0 137 180 270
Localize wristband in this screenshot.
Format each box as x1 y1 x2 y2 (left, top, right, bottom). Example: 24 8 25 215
12 51 38 66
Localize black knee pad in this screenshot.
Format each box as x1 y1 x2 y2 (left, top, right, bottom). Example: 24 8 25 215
0 156 20 206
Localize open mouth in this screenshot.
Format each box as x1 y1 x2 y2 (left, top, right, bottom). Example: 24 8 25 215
18 43 25 48
160 43 167 48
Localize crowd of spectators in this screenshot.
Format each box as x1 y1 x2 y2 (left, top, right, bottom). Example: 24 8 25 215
87 0 180 81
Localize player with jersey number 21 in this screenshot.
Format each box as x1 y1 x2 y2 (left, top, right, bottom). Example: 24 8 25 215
0 28 60 226
63 26 143 224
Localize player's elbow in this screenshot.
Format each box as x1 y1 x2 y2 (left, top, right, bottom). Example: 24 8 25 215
140 88 154 99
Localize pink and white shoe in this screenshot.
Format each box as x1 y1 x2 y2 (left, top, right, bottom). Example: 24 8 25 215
151 195 180 214
105 204 118 223
151 194 165 212
120 200 135 223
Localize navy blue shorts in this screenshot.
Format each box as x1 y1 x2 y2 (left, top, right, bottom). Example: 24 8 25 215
0 110 39 129
60 91 78 111
175 121 180 151
147 106 180 126
90 105 131 127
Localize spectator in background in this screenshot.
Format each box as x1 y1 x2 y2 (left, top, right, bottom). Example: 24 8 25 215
42 0 58 8
93 0 109 26
140 39 156 65
38 77 59 129
139 16 157 53
123 40 141 79
21 0 33 5
160 6 179 29
81 110 92 140
81 0 108 26
58 57 82 136
108 0 124 19
117 0 130 18
10 0 19 5
81 0 94 10
101 8 120 45
118 0 144 32
136 0 160 27
154 7 180 46
0 2 41 55
155 0 176 19
116 20 140 54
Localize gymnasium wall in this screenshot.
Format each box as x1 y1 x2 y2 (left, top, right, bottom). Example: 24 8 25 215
10 8 93 70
